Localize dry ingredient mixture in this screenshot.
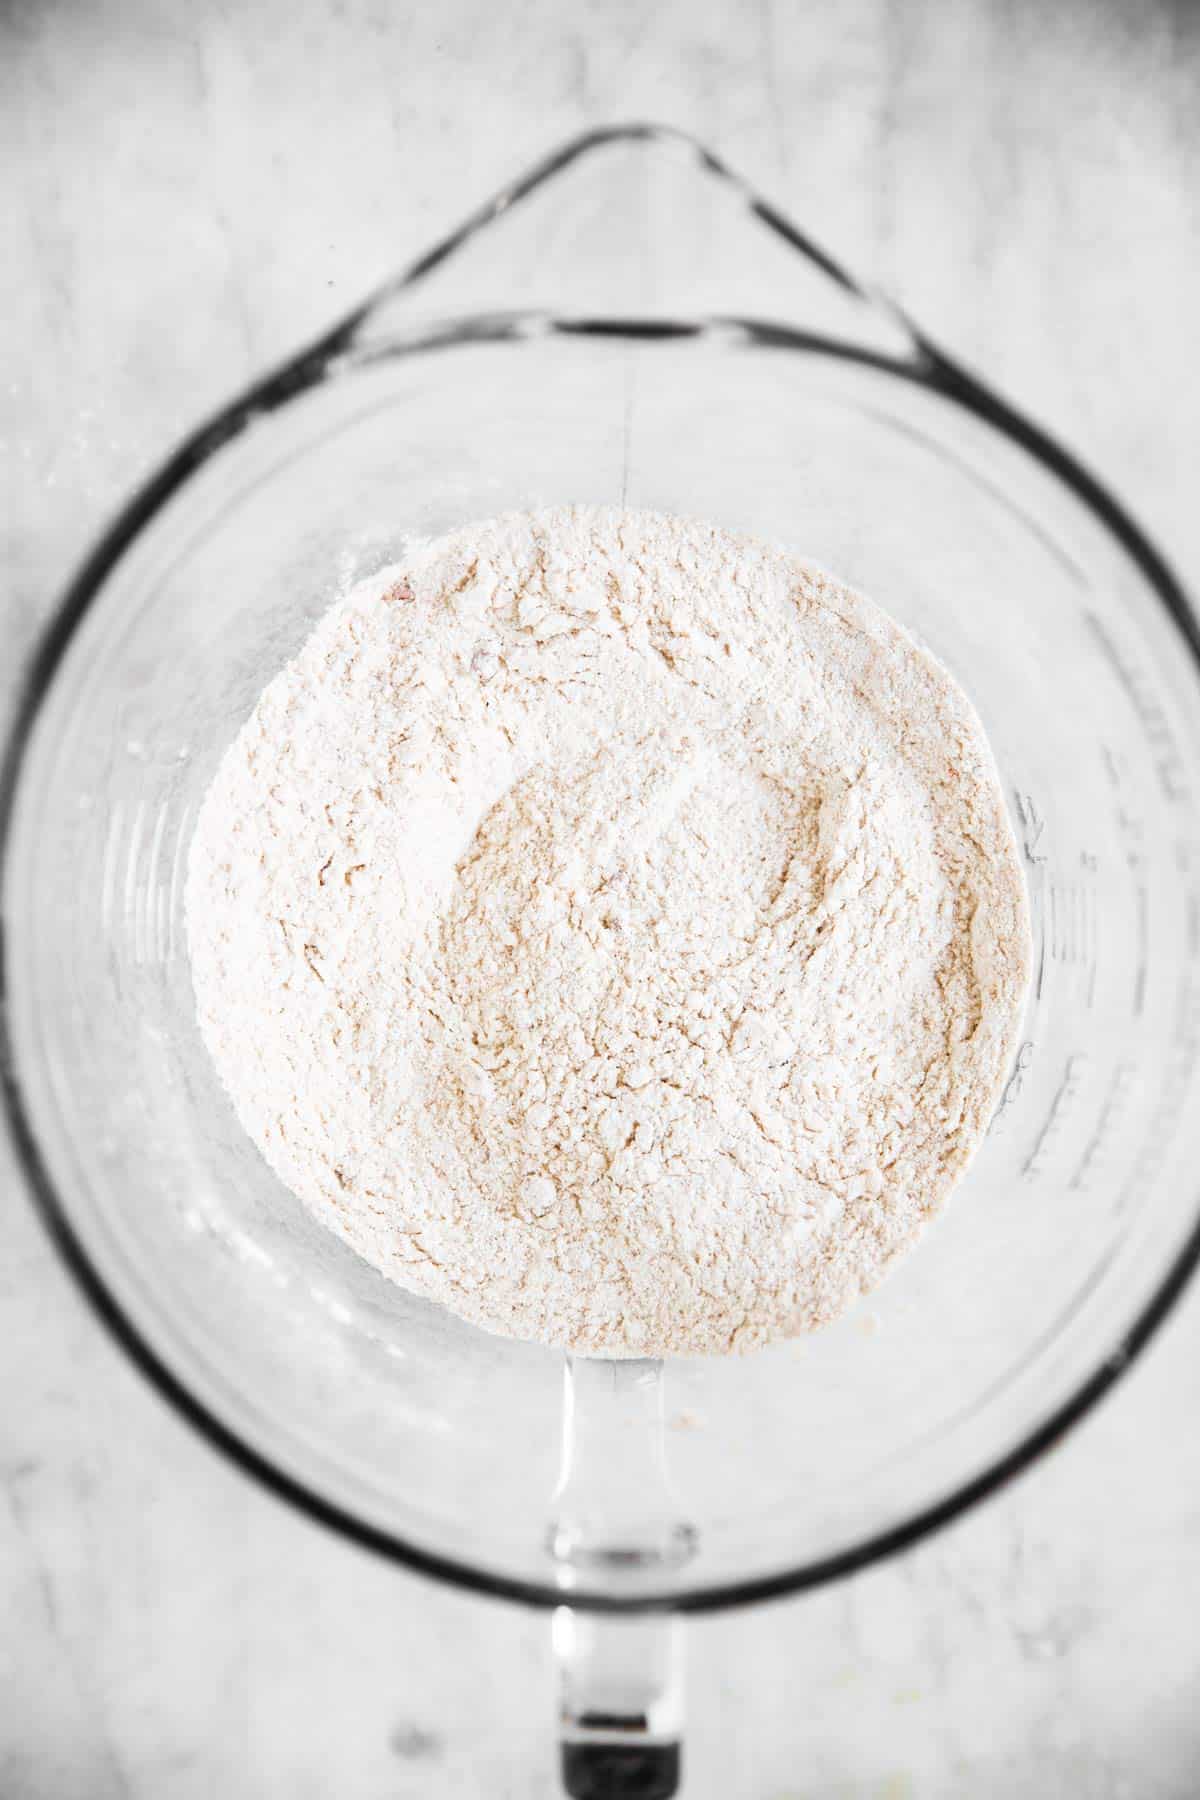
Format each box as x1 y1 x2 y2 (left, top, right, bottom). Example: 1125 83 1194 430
187 507 1030 1356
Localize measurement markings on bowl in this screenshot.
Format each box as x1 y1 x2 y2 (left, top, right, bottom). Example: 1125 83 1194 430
1069 1061 1138 1193
1115 978 1200 1217
1101 745 1150 1018
1078 850 1101 1008
1086 613 1192 806
1176 838 1200 964
1047 862 1102 1010
1014 790 1048 866
1022 1052 1090 1182
1047 870 1098 1007
990 1038 1036 1134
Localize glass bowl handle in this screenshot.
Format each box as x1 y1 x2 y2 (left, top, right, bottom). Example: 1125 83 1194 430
555 1608 684 1799
549 1357 695 1798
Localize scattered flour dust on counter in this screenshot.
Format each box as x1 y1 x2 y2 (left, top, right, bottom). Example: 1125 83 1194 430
186 508 1031 1357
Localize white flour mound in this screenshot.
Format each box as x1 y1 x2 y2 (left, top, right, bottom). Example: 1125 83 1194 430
187 507 1030 1357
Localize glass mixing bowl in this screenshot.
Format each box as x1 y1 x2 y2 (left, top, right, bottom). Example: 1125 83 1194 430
5 125 1200 1792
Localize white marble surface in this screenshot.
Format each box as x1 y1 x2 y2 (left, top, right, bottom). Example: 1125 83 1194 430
4 2 1200 1795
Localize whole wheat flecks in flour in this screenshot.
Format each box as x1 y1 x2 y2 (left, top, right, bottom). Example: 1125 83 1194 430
187 507 1030 1357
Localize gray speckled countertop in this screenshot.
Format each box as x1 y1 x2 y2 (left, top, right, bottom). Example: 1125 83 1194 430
4 3 1200 1795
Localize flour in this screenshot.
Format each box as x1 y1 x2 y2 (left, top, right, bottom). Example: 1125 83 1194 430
186 507 1030 1356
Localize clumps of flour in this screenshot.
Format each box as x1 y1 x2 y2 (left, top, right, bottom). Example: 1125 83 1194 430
186 507 1030 1356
